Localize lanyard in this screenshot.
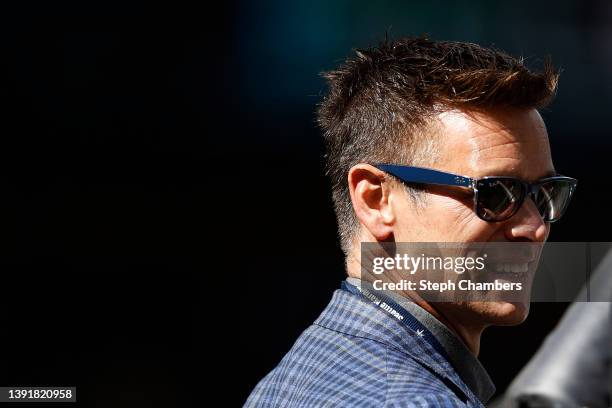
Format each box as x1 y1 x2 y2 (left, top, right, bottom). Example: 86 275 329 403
341 281 449 360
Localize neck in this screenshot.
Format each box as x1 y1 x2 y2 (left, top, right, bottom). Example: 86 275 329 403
346 257 486 356
412 301 486 356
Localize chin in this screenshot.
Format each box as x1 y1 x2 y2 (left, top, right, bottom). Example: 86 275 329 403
440 300 531 328
474 301 531 326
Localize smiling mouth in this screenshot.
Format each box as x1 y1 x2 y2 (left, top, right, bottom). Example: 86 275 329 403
493 262 530 273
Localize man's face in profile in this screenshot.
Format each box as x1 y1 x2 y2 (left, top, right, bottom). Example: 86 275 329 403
390 107 554 325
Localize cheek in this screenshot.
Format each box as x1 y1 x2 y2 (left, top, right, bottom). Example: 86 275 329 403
392 193 500 242
430 195 473 223
427 196 498 241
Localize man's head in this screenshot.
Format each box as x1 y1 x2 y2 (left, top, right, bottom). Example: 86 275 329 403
317 37 561 330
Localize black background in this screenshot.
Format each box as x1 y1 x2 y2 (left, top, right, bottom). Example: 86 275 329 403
1 2 609 407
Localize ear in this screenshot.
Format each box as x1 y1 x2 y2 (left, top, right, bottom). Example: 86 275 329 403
348 163 396 241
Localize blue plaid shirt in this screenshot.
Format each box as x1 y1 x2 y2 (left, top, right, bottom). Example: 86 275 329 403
245 288 489 407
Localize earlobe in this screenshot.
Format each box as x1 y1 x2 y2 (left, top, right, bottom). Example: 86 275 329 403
348 164 396 241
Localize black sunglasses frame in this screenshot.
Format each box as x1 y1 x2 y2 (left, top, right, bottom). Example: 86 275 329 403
375 164 577 223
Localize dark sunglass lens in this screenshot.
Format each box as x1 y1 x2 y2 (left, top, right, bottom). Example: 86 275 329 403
536 180 574 222
476 179 525 221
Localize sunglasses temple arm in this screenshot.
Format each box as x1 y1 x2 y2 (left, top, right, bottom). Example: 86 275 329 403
375 164 473 188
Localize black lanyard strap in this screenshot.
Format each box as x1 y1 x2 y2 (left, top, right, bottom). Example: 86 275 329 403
341 281 449 360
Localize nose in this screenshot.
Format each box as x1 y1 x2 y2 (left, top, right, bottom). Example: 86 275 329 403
504 197 549 242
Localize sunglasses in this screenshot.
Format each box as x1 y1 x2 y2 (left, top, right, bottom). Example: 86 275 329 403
376 164 577 223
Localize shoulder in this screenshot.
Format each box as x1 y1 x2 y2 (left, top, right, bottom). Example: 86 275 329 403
245 323 388 407
245 324 462 407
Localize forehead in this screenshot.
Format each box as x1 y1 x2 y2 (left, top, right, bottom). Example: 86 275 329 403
431 108 554 181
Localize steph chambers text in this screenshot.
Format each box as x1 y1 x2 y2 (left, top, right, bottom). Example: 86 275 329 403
373 279 523 292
